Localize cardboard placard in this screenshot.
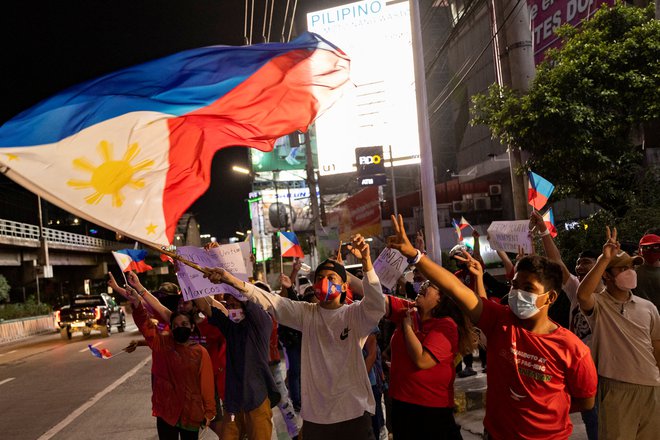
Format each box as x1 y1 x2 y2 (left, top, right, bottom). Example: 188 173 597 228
486 220 533 254
373 248 408 289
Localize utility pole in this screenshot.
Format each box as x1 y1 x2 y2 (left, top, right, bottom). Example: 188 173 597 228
410 0 442 264
491 0 535 220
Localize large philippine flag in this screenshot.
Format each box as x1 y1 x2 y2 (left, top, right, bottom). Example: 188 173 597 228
0 33 349 246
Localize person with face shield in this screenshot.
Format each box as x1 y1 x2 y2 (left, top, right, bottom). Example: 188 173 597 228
577 226 660 440
108 277 216 439
202 234 385 440
634 232 660 310
387 215 597 440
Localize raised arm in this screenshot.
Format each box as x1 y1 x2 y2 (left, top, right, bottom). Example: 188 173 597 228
388 215 482 323
126 271 172 323
204 268 306 330
530 211 571 283
347 234 386 333
578 226 619 313
194 296 228 318
471 229 484 265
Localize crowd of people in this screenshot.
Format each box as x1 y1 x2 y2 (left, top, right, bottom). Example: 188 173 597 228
107 215 660 440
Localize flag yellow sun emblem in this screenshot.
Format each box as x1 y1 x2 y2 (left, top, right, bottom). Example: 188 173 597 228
67 140 154 207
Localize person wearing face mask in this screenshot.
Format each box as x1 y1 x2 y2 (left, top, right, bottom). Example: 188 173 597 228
386 281 475 439
529 211 601 440
193 292 280 440
202 234 385 440
387 214 597 440
109 278 216 439
577 226 660 440
634 232 660 310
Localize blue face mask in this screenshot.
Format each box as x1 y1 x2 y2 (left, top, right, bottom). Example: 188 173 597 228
508 289 548 319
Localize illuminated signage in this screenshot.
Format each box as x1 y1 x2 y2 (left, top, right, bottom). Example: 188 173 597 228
307 0 421 176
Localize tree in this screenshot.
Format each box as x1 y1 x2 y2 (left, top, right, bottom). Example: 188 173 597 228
0 274 10 303
471 3 660 215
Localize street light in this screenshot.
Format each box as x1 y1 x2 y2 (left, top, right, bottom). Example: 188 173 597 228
232 165 251 175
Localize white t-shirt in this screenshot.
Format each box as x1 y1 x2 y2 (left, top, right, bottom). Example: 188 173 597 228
243 269 386 424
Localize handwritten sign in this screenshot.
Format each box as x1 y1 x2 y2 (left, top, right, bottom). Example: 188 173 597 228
238 241 254 278
175 245 248 301
373 248 408 289
486 220 533 254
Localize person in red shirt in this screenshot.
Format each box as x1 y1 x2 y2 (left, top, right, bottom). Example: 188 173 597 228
387 215 598 440
387 281 475 439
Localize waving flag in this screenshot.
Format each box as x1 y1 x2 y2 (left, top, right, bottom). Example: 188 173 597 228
458 216 472 231
0 33 350 246
88 344 115 359
112 249 153 273
542 208 558 238
451 219 463 242
279 231 304 258
527 171 555 210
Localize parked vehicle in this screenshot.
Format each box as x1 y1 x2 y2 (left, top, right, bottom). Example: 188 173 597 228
55 293 125 340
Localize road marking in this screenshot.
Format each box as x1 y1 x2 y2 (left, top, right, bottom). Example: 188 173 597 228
37 355 150 440
0 377 15 386
79 342 103 353
0 350 17 357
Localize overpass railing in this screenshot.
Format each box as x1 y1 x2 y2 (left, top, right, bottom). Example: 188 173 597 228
0 218 122 250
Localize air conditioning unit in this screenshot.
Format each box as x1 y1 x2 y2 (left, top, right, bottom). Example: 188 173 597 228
489 184 502 196
474 197 491 211
452 200 472 213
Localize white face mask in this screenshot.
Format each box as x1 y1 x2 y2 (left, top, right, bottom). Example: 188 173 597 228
508 289 548 319
614 269 637 290
228 308 245 323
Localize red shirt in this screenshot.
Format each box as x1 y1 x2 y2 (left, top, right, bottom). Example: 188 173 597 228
387 296 458 408
478 299 597 440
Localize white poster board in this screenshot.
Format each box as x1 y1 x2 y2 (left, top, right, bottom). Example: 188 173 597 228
175 245 249 301
373 248 408 289
486 221 533 254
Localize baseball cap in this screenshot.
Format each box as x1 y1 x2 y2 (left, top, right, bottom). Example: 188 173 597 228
639 234 660 246
606 251 644 269
314 259 347 282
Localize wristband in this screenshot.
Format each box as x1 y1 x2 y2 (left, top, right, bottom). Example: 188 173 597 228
138 289 147 297
538 229 550 237
407 249 423 265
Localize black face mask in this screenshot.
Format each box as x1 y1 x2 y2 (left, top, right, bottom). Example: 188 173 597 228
172 326 192 344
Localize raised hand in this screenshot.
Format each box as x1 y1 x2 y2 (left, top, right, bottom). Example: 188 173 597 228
529 210 546 233
388 214 416 258
204 241 220 251
472 229 480 239
126 271 144 291
107 272 128 298
602 226 620 260
204 267 231 285
280 273 293 289
455 251 483 277
347 234 369 261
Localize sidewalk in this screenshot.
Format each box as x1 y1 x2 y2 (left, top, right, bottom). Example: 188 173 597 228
453 363 588 440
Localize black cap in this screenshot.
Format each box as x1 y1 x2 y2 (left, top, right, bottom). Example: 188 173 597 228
314 259 347 282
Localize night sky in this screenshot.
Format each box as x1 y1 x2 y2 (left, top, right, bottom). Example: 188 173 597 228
1 0 341 239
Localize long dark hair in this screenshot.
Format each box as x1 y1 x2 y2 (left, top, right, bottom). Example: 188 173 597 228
430 289 477 356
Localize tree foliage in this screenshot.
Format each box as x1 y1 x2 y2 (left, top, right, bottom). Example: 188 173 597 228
471 3 660 215
0 275 10 303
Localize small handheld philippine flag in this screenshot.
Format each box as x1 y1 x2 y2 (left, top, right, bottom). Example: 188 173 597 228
542 208 558 238
88 345 115 359
279 231 304 258
527 171 555 210
112 249 153 273
451 219 464 242
458 216 472 231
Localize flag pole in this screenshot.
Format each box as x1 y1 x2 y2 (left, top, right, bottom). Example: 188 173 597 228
139 241 213 276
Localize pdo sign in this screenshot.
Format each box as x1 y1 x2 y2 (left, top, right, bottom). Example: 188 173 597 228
355 146 386 181
359 154 382 165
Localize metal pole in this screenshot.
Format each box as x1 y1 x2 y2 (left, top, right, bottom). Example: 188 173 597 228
303 132 322 230
36 195 48 304
409 0 441 264
389 145 398 218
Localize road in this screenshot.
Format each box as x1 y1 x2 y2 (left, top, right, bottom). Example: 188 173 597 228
0 316 157 440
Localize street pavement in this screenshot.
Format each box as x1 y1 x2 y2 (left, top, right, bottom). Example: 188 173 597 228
0 317 155 440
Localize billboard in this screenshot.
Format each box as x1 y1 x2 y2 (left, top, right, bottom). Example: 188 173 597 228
329 186 382 241
307 0 421 176
529 0 614 64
